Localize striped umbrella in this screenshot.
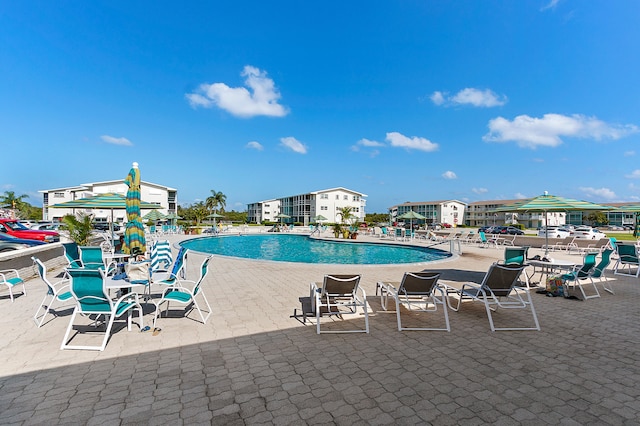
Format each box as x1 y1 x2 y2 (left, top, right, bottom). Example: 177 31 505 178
123 162 146 255
143 209 167 222
494 192 613 254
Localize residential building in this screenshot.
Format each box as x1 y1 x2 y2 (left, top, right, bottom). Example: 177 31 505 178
40 180 177 223
247 187 367 225
465 199 567 228
389 200 466 227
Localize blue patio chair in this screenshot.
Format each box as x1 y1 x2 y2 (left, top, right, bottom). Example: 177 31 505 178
61 268 144 351
78 246 105 270
62 242 82 268
153 255 213 326
32 257 72 327
503 247 529 266
613 242 639 278
561 251 600 300
0 267 26 302
592 248 614 294
152 246 188 288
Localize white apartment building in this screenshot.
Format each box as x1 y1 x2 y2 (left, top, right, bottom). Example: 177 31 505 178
40 180 178 223
389 200 466 227
465 200 566 228
247 187 367 225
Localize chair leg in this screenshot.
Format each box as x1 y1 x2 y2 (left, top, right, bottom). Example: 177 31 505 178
60 308 79 350
34 294 53 327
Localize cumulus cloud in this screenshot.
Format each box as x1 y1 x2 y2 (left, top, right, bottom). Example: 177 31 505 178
472 188 488 194
101 135 132 146
579 186 617 200
351 138 384 152
385 132 438 152
442 171 457 180
246 141 264 151
483 113 639 149
625 170 640 179
280 136 307 154
186 65 288 118
624 150 636 157
431 88 507 107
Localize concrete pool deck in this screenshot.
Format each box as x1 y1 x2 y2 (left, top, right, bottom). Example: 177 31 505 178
1 233 639 424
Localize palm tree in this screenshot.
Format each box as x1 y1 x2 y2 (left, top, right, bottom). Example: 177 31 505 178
193 201 209 225
0 191 29 218
62 213 93 245
337 206 355 225
206 190 227 215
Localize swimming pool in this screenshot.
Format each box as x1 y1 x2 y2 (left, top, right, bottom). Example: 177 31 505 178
180 234 451 265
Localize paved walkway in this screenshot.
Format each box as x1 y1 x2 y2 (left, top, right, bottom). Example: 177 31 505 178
1 234 639 425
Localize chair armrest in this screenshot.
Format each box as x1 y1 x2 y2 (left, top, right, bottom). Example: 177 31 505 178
0 268 20 278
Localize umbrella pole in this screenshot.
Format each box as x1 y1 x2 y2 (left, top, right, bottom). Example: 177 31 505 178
544 210 549 256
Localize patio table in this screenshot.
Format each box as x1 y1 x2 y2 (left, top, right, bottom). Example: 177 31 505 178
527 259 575 287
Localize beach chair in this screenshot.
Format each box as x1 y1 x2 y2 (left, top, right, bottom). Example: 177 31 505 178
78 246 105 270
613 242 640 277
310 274 369 334
32 257 72 327
377 272 449 331
150 240 173 274
62 242 82 269
561 252 600 300
0 267 26 302
445 263 539 331
502 247 529 267
152 246 189 288
592 248 614 294
61 268 143 351
153 256 213 326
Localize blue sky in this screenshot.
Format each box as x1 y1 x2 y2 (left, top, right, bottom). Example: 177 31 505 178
2 1 639 213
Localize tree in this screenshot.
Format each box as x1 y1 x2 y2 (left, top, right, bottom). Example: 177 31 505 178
337 206 355 225
62 213 93 245
0 191 29 218
586 212 608 226
192 201 209 225
206 190 227 215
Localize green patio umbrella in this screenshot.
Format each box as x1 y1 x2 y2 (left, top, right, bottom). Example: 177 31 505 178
312 214 328 223
143 209 167 222
123 162 146 255
275 213 290 224
494 192 613 254
165 212 182 226
398 210 427 231
206 212 224 230
50 192 161 239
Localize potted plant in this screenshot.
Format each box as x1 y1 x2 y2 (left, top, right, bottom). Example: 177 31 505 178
332 223 343 238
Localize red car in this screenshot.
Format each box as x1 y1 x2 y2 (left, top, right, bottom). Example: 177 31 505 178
0 219 60 243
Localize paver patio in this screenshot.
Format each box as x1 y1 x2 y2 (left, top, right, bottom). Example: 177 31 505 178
1 234 639 425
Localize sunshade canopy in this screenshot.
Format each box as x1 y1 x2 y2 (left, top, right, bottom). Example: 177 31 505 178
313 215 328 222
50 193 161 210
143 209 167 221
493 193 612 213
206 213 225 218
398 211 427 220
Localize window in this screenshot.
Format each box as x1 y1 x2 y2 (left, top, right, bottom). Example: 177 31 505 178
336 195 339 200
53 192 64 198
343 195 348 200
320 194 328 200
320 206 328 211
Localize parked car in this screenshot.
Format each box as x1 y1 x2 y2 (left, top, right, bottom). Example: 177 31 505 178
498 226 524 235
478 226 493 234
489 226 506 234
0 219 60 243
32 223 65 231
0 233 47 252
92 222 121 232
571 227 607 240
537 226 570 239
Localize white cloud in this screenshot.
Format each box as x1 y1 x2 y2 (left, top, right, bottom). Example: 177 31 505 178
357 138 384 147
280 136 307 154
579 186 617 200
625 170 640 179
541 0 561 11
515 193 527 199
101 135 132 146
186 65 288 118
430 91 445 105
246 141 264 151
483 113 639 149
624 150 636 157
442 171 457 180
385 132 438 152
472 188 488 194
431 88 506 107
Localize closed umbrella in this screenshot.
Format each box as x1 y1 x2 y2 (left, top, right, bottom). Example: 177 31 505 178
123 162 146 255
494 192 613 254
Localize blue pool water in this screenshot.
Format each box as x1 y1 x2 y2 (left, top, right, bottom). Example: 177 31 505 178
180 234 451 264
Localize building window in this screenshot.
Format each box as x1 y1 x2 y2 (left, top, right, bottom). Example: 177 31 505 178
321 194 328 199
53 192 64 198
320 206 328 211
343 195 348 200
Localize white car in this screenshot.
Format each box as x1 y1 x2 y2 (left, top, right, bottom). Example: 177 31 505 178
571 227 607 240
538 227 571 238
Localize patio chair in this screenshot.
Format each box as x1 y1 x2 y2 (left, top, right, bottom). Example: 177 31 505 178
310 274 369 334
592 248 614 294
502 246 529 267
613 242 640 277
478 231 497 248
153 256 213 326
61 268 144 351
32 257 72 327
152 246 188 287
78 246 105 270
62 242 82 269
561 252 600 300
377 272 449 331
445 263 540 331
500 234 517 246
0 267 26 302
